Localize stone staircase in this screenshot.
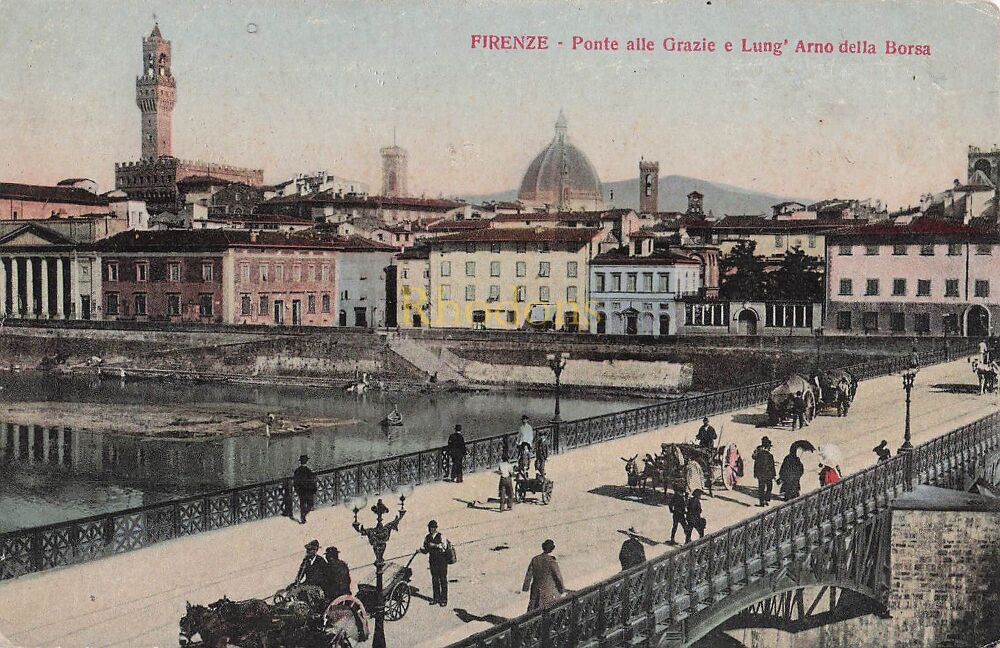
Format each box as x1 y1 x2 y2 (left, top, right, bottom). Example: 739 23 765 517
387 334 468 384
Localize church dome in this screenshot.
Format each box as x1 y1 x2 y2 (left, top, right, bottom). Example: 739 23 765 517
518 112 604 211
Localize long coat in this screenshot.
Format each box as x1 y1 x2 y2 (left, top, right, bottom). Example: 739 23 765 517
778 453 804 499
752 446 776 480
523 553 565 611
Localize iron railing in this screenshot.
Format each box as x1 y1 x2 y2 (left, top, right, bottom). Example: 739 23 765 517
446 409 1000 648
0 341 977 581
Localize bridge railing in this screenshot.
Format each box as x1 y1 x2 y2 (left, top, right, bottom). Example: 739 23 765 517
0 341 976 581
446 409 1000 648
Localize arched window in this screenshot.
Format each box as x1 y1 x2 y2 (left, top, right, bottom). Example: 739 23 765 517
158 53 167 76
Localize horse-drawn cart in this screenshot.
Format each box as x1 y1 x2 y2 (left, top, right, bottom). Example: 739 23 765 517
624 443 741 498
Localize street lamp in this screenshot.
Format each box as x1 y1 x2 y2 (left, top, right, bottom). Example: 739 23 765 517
545 352 570 423
899 367 917 490
352 496 406 648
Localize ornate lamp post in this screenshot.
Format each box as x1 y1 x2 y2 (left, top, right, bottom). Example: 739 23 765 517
352 496 406 648
545 352 570 423
899 367 917 490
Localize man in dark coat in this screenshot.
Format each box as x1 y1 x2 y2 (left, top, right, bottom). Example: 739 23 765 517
873 440 891 463
666 488 688 545
684 490 705 543
447 424 467 483
322 546 352 601
420 520 450 606
293 539 328 588
534 431 549 477
791 392 808 430
752 437 776 507
292 454 318 524
618 528 646 570
836 379 852 417
695 418 717 450
777 448 804 501
522 539 565 611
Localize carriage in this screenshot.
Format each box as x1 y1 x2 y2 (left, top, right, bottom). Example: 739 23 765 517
624 443 741 497
354 554 416 622
767 374 819 426
814 369 857 413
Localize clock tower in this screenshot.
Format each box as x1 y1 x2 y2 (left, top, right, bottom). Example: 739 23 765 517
136 23 176 160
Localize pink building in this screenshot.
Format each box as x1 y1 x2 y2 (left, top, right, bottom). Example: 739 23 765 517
825 219 1000 337
0 182 110 220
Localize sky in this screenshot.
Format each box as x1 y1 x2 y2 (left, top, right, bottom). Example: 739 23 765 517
0 0 998 210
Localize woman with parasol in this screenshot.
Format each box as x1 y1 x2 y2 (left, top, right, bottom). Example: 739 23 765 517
777 440 813 500
818 444 843 486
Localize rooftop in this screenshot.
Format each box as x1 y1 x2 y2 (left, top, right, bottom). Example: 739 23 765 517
93 229 396 253
591 247 701 266
491 208 633 224
829 217 1000 239
0 182 109 206
431 227 603 245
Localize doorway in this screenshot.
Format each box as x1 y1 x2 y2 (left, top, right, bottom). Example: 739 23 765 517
291 300 301 326
967 305 990 337
273 300 284 325
737 309 758 335
659 313 670 336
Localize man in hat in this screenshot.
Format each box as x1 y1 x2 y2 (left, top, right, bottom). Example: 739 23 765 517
666 487 689 545
517 415 534 473
752 437 776 507
618 528 646 570
498 454 515 511
320 546 352 601
791 391 808 430
420 520 450 606
447 424 467 483
293 539 328 588
292 454 318 524
873 440 891 463
695 418 717 450
522 539 565 611
684 490 706 543
534 430 549 477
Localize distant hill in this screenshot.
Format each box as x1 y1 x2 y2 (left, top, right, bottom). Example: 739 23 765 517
464 175 814 217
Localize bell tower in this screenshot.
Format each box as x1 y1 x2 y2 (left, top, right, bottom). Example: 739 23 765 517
639 159 659 214
136 23 176 160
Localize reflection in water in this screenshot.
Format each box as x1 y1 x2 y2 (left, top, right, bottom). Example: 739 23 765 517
0 372 647 532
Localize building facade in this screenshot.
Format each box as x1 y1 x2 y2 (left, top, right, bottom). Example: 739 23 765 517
824 219 1000 337
590 241 701 336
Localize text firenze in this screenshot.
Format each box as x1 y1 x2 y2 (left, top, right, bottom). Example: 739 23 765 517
470 35 931 57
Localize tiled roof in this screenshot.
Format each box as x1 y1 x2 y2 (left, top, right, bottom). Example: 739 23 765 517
491 208 633 223
431 227 603 245
94 229 395 253
396 246 431 260
713 216 849 232
828 217 1000 240
0 182 109 206
422 219 491 232
591 248 701 266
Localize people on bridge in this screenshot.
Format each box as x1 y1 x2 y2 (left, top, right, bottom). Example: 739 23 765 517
791 392 808 430
420 520 450 607
873 440 891 463
618 528 646 570
777 447 804 501
819 462 841 487
498 455 515 512
684 490 706 543
322 546 352 601
667 488 689 545
517 415 535 457
696 417 717 450
292 454 318 524
294 539 328 588
523 539 566 611
752 437 776 507
534 431 549 477
447 424 467 483
836 379 852 417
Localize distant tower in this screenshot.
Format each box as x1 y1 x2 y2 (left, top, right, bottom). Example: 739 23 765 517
135 23 176 160
687 190 704 216
639 159 659 214
381 144 408 197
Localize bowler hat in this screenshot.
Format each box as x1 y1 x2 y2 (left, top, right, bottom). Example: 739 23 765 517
325 546 339 556
761 436 772 447
305 539 320 550
542 539 555 552
455 424 462 431
299 454 310 463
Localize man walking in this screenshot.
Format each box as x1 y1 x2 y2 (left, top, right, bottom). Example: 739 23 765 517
836 379 852 417
447 424 467 483
534 431 549 476
522 539 566 611
696 418 717 450
292 454 318 524
498 455 515 511
667 488 688 545
752 437 776 507
791 392 808 430
420 520 450 606
684 490 705 543
618 528 646 570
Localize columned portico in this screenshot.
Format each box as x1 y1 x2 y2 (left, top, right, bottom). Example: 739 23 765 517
55 257 65 319
40 257 49 318
9 257 19 317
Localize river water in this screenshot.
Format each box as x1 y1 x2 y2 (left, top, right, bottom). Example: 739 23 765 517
0 372 646 532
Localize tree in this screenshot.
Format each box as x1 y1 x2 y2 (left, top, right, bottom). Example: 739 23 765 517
719 241 767 300
766 248 824 301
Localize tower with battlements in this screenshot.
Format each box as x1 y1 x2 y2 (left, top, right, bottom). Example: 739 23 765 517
639 159 659 214
381 145 408 197
136 24 175 160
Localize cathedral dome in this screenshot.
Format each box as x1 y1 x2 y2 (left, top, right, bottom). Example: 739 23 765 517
518 112 604 211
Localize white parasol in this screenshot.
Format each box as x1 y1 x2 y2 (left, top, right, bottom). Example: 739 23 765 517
818 444 843 467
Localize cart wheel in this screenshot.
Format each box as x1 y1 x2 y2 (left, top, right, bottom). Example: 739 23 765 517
384 582 410 621
541 481 553 505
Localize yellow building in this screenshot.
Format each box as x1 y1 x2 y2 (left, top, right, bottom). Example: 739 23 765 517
401 228 604 331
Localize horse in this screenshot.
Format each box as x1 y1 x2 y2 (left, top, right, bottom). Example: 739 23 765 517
179 597 272 648
621 454 647 493
972 359 999 394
